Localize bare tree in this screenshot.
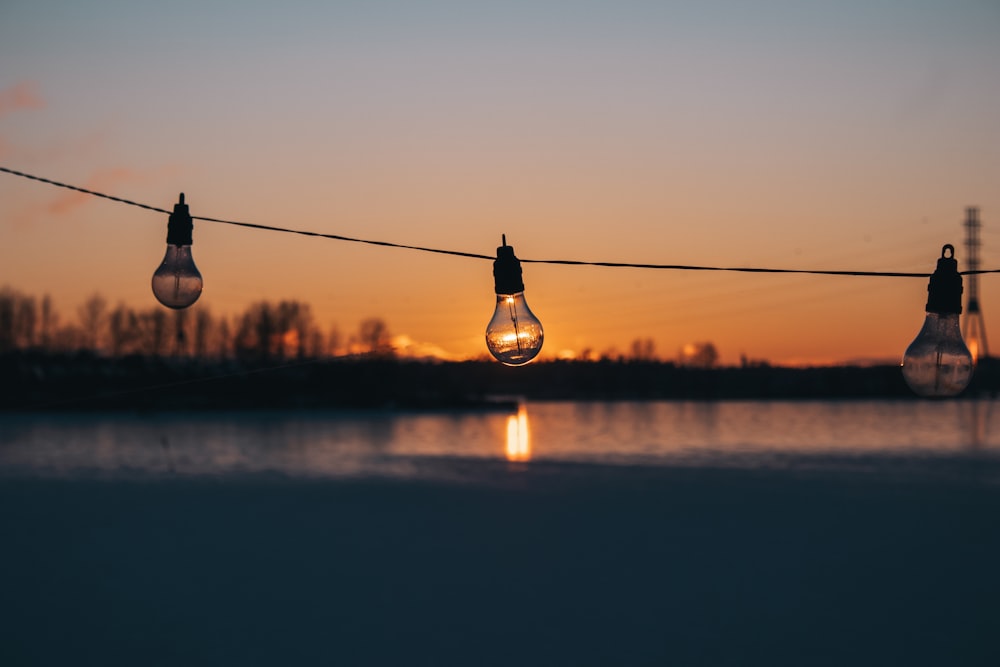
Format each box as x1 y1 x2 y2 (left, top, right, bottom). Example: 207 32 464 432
679 342 719 369
230 300 322 360
326 324 342 357
77 293 108 352
0 287 40 350
109 303 140 356
306 330 325 359
217 318 232 359
275 300 314 359
13 295 37 348
629 337 657 361
358 317 394 358
291 303 314 359
254 303 276 359
39 294 57 348
0 287 17 352
172 309 189 357
233 302 275 360
136 309 169 356
193 309 214 358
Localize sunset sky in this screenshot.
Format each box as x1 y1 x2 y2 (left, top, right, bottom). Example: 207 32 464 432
1 0 998 365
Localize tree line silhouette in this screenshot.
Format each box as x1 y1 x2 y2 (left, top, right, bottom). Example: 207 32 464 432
0 285 724 366
0 285 395 361
5 284 997 409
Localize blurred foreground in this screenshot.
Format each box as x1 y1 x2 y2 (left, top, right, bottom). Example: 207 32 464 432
1 460 998 666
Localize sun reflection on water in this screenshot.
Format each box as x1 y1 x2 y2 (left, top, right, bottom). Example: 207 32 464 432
505 405 531 462
1 401 997 480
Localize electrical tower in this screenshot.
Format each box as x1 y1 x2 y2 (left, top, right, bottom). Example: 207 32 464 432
963 206 989 361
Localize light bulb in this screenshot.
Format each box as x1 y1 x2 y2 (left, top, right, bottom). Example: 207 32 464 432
152 193 203 309
486 235 543 365
901 244 973 397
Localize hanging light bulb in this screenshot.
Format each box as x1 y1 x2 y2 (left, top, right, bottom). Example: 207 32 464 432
901 244 974 397
152 193 203 309
486 235 543 365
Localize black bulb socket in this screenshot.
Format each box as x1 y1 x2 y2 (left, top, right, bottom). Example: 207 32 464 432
493 241 525 295
925 244 963 315
165 193 194 246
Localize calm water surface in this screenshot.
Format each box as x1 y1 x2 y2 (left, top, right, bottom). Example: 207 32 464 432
3 400 999 667
2 399 997 479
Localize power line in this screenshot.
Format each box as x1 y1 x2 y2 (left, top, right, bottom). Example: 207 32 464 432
3 165 992 278
0 166 494 261
1 166 171 215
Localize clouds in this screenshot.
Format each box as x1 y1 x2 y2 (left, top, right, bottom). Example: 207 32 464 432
0 80 179 223
45 167 151 215
391 334 463 361
0 81 108 164
3 165 179 229
0 81 45 161
0 81 44 118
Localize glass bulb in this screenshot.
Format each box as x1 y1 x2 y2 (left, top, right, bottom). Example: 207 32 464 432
152 244 203 309
486 292 543 366
901 312 973 397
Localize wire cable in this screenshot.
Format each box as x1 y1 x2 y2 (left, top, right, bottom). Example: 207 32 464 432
4 165 994 278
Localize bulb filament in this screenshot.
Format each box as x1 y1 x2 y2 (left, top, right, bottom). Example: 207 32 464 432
507 296 523 354
935 347 944 394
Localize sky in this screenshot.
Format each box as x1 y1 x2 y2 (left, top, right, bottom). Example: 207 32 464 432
1 0 998 365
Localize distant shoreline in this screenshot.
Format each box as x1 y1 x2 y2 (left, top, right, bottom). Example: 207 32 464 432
3 352 999 411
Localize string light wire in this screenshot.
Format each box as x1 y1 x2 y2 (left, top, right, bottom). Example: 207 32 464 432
3 165 994 278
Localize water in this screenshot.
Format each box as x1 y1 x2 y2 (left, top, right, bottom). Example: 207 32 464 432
1 399 997 479
3 400 999 665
